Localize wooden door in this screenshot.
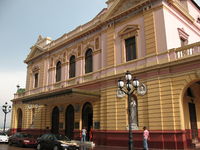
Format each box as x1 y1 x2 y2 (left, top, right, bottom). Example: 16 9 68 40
51 107 59 134
65 105 74 139
188 103 198 139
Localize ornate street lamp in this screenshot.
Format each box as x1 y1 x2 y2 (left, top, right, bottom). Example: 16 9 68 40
117 71 147 150
2 102 12 132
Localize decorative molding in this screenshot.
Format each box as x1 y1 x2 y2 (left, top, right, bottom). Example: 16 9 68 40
76 56 84 61
77 44 82 56
93 49 102 55
177 28 189 40
48 67 55 71
167 0 195 23
32 65 40 72
119 25 139 63
95 37 100 50
195 70 200 78
58 106 64 112
54 81 62 88
119 25 139 37
27 104 39 109
74 104 80 112
63 52 66 62
83 44 94 55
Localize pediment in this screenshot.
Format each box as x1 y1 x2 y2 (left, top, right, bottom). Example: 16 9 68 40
25 45 45 62
119 25 139 36
102 0 142 21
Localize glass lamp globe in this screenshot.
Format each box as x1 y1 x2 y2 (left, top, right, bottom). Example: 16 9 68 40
118 79 124 88
125 71 132 81
133 78 140 88
126 83 133 90
8 106 12 111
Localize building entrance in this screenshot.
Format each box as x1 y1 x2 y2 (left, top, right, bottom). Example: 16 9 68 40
184 82 200 143
17 108 22 132
188 102 198 140
51 107 59 134
82 102 93 141
65 105 74 139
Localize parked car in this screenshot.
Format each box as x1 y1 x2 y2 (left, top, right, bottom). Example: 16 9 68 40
36 133 79 150
0 132 9 143
8 132 37 147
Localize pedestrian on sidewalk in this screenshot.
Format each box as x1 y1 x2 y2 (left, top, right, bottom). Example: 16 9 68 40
81 127 87 142
89 126 93 141
143 126 150 150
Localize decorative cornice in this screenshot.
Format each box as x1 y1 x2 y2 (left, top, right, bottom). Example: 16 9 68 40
25 0 197 66
167 0 195 23
26 0 158 64
177 28 189 40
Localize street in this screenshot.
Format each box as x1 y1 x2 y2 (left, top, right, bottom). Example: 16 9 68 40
1 144 200 150
0 144 128 150
0 144 34 150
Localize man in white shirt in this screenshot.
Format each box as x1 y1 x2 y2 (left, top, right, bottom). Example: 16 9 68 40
81 127 87 142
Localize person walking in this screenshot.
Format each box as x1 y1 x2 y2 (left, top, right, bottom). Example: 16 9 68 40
81 127 87 142
143 126 149 150
89 126 93 141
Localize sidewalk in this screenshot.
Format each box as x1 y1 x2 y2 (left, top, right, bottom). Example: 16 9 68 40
72 140 95 148
72 141 200 150
92 145 200 150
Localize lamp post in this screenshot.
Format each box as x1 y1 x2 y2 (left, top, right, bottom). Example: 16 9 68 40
2 102 12 133
117 71 146 150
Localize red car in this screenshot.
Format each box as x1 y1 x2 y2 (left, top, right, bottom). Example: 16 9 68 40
8 132 37 148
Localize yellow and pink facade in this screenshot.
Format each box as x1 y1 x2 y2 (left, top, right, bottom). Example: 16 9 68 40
10 0 200 149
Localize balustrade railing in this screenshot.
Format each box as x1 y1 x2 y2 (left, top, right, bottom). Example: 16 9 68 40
174 42 200 59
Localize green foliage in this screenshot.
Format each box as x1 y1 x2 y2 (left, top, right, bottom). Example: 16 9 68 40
17 88 25 94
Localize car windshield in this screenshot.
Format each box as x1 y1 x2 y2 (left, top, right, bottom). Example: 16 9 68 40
21 134 33 138
55 134 70 141
0 133 6 136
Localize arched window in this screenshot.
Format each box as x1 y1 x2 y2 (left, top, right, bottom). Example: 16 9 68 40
69 55 76 78
85 49 93 73
56 61 61 82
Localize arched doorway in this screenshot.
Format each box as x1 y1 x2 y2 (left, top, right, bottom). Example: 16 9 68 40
17 108 22 132
51 107 59 134
82 102 93 141
65 105 74 139
183 81 200 143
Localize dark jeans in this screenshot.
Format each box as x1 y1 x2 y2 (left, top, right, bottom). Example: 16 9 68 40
82 134 86 142
143 138 148 150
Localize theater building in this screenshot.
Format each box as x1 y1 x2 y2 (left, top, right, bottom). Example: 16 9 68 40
10 0 200 149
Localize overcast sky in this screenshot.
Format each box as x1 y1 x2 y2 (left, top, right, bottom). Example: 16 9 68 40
0 0 107 129
0 0 199 129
